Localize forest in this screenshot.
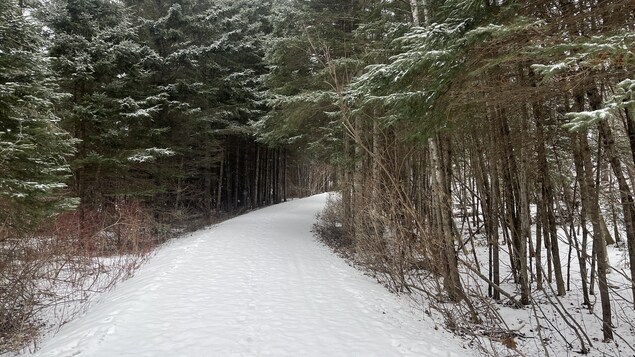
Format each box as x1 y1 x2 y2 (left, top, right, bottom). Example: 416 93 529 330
1 0 634 355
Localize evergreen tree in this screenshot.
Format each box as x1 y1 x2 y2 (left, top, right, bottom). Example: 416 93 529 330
40 0 168 207
260 0 367 156
126 0 276 213
0 0 76 237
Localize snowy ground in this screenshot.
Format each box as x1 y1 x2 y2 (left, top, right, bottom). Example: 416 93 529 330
459 213 635 356
22 193 471 357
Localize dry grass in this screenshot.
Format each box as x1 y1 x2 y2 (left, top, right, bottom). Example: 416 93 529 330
0 200 159 355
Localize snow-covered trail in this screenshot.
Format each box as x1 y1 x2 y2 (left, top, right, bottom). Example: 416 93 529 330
27 193 470 357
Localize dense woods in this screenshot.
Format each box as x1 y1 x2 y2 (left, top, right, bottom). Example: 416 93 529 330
1 0 634 355
1 0 305 352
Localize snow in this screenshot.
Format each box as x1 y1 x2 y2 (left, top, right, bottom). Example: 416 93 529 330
461 211 635 356
23 193 470 357
127 148 175 163
564 107 613 131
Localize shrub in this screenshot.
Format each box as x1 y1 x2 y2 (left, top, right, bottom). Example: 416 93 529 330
313 195 353 253
0 200 157 354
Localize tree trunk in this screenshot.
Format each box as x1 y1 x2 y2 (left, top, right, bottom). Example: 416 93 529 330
534 103 566 295
597 117 635 307
572 88 613 340
429 135 464 302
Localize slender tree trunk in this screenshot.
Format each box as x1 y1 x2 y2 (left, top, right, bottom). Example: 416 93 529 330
283 148 287 202
579 133 613 341
536 192 543 290
572 88 613 340
429 135 464 302
534 103 566 295
254 145 260 207
217 153 224 211
409 0 420 27
472 140 500 298
497 108 530 302
342 133 353 233
597 116 635 306
490 156 501 301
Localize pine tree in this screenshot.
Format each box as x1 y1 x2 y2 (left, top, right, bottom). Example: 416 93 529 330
125 0 276 213
0 0 76 237
40 0 169 207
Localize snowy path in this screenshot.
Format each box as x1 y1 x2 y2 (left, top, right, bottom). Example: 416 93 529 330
27 194 470 357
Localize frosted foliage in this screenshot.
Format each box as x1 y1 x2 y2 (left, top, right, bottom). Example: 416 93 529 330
0 0 75 219
127 148 175 163
565 79 635 131
564 108 613 131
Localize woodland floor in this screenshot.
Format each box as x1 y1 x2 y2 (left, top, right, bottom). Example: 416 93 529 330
19 193 470 357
